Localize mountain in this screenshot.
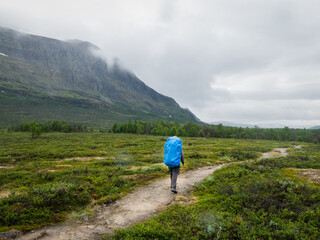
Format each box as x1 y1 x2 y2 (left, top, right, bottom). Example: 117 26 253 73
0 27 200 127
185 108 202 122
211 121 293 129
309 126 320 130
211 121 257 128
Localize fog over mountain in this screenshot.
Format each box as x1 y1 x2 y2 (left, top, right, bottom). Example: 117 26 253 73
1 0 320 128
0 27 198 127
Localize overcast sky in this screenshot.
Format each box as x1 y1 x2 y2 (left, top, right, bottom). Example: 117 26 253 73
1 0 320 128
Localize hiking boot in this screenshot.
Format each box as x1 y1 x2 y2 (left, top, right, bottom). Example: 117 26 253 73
171 188 178 194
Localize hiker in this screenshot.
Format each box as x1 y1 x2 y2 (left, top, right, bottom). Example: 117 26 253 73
163 136 184 194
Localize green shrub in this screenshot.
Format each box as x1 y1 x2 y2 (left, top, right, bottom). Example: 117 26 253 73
0 182 90 230
110 159 320 239
218 150 259 160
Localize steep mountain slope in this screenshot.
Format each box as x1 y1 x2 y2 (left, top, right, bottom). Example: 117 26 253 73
0 27 199 127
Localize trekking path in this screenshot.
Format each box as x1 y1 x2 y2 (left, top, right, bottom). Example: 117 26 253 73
17 147 292 240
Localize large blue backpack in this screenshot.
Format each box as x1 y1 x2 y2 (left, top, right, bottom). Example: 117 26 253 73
163 137 182 168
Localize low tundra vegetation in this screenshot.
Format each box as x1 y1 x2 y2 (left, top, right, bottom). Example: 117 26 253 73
0 132 290 232
107 144 320 239
3 130 315 236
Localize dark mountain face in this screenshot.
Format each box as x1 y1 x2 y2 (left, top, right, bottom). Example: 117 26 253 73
309 126 320 130
0 27 199 127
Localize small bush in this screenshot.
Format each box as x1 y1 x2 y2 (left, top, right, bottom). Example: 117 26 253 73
110 160 320 239
0 182 90 229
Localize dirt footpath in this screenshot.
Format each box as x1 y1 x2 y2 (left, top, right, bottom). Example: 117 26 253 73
17 165 225 240
17 147 291 240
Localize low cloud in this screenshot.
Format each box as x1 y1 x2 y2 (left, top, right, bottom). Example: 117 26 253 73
1 0 320 128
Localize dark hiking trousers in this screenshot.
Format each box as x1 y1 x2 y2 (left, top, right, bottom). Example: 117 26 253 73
169 166 180 190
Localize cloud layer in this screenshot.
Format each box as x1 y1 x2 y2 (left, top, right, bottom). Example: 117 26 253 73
1 0 320 128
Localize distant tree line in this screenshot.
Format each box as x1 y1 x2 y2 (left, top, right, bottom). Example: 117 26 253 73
111 120 320 143
8 120 89 138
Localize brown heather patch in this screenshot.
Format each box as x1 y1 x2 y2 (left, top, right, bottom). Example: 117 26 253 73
0 189 11 199
47 164 73 172
122 175 138 181
143 153 162 158
295 169 320 184
57 156 107 162
130 163 164 171
173 195 199 206
0 165 15 169
260 151 282 158
260 148 289 159
130 166 140 171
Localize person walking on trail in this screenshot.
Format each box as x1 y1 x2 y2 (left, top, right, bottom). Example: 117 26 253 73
163 136 184 194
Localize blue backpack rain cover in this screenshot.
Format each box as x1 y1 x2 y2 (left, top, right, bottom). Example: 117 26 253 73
163 137 182 168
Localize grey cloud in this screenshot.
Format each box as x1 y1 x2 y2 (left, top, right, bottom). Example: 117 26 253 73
1 0 320 128
234 82 320 101
198 99 320 124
